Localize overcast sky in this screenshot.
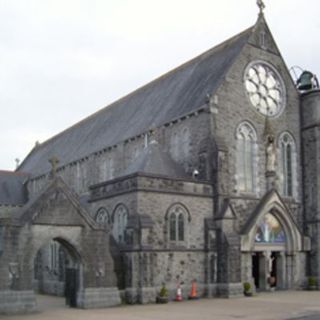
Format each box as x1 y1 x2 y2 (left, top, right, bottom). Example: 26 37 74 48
1 0 319 171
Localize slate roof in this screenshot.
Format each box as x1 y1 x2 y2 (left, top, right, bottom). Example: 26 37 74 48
0 171 28 206
18 26 254 177
122 140 188 179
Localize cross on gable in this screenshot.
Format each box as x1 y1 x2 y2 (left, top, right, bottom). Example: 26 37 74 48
257 0 265 14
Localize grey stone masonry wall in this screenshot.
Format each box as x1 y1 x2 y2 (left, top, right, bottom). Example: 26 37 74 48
213 42 302 199
89 173 214 301
301 90 320 279
77 287 121 309
0 290 36 315
210 32 302 232
0 177 121 314
89 174 213 251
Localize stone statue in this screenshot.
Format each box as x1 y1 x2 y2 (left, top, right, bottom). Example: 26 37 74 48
266 135 276 172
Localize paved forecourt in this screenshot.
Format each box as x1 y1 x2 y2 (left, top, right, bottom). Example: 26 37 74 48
2 291 320 320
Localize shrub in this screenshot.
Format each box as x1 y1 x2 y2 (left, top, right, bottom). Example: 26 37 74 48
159 283 168 297
243 282 251 292
308 276 317 287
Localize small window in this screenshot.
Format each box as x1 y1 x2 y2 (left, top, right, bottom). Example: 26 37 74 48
167 205 190 245
279 132 295 197
260 31 266 48
95 207 110 225
112 205 128 243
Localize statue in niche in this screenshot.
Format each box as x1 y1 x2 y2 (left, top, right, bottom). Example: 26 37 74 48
266 135 276 172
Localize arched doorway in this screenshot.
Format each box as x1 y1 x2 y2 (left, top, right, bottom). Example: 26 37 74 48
251 213 286 290
33 237 82 307
241 192 307 291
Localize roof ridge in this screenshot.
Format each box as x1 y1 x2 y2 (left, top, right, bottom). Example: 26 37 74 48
19 24 255 176
21 25 254 156
0 170 29 176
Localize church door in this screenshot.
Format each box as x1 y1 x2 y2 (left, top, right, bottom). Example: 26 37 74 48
252 252 260 289
65 268 79 307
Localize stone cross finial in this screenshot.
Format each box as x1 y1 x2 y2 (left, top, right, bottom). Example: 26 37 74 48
15 158 20 169
49 156 59 178
257 0 265 14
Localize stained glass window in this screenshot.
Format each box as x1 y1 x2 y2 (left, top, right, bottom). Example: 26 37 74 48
168 205 188 243
95 207 109 225
178 213 184 241
170 214 176 241
112 205 128 243
236 122 257 192
255 213 285 243
279 132 295 197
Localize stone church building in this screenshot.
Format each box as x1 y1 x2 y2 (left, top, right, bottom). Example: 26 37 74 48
0 5 319 314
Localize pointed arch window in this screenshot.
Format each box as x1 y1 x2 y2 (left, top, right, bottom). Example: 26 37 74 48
167 205 190 244
236 122 257 192
112 205 128 244
95 207 110 226
279 132 295 197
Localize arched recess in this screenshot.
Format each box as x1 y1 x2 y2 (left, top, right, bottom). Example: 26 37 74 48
241 191 305 290
23 230 85 308
241 200 303 254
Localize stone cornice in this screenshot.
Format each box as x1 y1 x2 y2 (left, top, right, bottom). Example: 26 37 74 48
89 173 212 202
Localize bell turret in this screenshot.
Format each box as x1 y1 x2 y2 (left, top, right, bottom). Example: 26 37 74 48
296 70 319 91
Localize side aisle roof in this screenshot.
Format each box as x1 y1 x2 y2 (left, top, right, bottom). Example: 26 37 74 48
0 171 28 206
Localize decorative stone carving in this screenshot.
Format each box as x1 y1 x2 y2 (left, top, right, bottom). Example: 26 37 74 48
266 135 277 172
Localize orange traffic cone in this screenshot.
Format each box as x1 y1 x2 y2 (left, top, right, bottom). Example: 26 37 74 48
175 283 183 301
188 279 199 300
